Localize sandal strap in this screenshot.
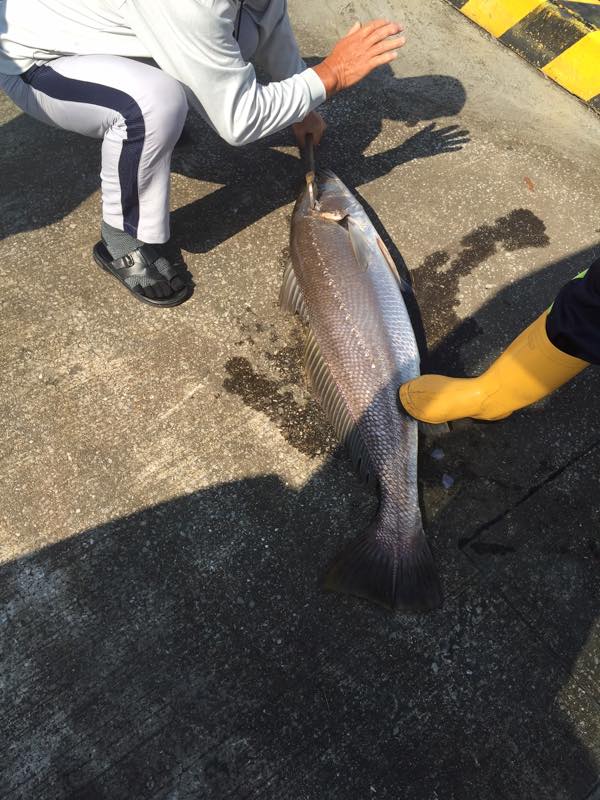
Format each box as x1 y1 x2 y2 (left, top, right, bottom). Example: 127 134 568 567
111 245 166 287
153 258 180 283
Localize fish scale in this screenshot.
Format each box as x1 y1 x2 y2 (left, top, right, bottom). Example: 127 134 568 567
280 169 442 612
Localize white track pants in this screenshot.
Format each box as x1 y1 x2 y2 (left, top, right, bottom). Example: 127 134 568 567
0 56 189 242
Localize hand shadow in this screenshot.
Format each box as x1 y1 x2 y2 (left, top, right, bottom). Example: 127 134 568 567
170 65 469 254
0 63 468 253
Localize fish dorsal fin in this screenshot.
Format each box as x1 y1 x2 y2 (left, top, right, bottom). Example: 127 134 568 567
304 328 377 488
279 259 308 322
376 235 412 293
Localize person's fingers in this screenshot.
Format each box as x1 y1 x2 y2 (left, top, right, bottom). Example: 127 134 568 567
370 35 406 56
311 124 326 146
370 49 399 67
360 18 395 36
365 21 403 45
294 118 326 147
322 18 406 92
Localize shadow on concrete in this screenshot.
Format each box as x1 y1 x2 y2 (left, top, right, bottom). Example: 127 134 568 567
169 66 468 255
2 245 599 799
417 233 600 374
0 65 467 246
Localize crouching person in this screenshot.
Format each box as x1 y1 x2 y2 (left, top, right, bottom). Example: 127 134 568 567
0 0 404 306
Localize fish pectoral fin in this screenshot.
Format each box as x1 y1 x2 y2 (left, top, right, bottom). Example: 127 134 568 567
304 328 376 487
279 259 308 322
346 217 373 274
376 236 413 293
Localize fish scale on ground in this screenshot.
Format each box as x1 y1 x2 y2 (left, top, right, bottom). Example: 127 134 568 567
280 165 442 612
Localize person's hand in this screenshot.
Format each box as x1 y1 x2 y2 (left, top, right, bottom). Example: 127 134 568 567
314 19 405 97
293 111 327 148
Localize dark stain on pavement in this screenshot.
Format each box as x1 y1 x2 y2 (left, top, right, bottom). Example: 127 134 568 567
224 305 338 458
414 209 549 371
223 349 336 458
264 333 305 386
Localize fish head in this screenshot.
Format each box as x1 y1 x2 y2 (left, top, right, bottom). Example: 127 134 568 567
291 169 380 278
294 169 361 222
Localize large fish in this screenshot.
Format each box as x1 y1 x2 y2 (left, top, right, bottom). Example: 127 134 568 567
280 166 442 612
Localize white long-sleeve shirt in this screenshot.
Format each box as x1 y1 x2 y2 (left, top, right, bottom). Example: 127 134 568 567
0 0 326 145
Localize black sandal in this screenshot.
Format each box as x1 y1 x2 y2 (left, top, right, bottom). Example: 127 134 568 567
93 241 190 307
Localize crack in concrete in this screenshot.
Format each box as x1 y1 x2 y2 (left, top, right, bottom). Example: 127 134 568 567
458 435 600 550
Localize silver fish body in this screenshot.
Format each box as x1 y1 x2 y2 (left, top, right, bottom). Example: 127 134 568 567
281 170 442 611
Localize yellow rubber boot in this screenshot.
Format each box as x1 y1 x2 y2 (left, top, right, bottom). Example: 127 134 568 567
399 312 589 424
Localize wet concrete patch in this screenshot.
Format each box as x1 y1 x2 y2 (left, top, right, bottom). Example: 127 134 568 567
223 316 337 459
413 209 550 369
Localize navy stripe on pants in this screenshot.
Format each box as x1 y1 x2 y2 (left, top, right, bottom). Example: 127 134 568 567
24 64 145 237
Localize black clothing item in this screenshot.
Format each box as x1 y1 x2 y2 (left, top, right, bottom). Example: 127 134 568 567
93 241 189 307
546 256 600 365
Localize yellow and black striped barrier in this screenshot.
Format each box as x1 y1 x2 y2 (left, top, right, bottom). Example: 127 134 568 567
446 0 600 112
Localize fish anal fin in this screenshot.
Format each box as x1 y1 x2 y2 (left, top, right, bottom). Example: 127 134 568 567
279 259 308 322
304 329 376 486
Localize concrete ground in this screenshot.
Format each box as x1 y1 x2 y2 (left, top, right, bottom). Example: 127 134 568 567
1 0 599 797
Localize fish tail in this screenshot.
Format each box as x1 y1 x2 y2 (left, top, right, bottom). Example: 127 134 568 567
324 520 443 613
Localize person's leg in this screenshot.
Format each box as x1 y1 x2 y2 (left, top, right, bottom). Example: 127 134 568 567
1 56 189 304
399 263 599 423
